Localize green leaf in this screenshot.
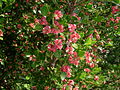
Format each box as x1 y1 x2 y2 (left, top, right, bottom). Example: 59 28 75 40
54 50 62 58
60 72 66 80
9 0 15 3
86 5 92 9
0 17 5 23
95 81 100 85
2 0 7 3
0 24 4 28
0 37 3 40
41 4 49 16
81 16 89 23
80 72 87 79
85 38 92 45
78 13 84 17
86 75 93 79
113 0 120 3
106 41 113 46
0 1 2 8
92 67 101 74
59 18 68 26
72 16 78 21
41 0 44 3
72 43 78 49
31 63 36 68
35 24 43 30
78 50 85 57
116 31 120 35
26 76 30 80
0 61 4 65
23 84 30 90
66 85 70 90
79 32 84 38
94 16 104 22
33 9 37 14
91 41 97 44
85 38 96 46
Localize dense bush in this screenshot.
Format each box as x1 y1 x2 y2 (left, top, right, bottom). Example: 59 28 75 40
0 0 120 89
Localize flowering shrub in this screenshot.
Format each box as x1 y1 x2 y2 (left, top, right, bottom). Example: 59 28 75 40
0 0 120 89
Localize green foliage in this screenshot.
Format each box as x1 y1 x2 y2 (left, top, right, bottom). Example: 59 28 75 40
0 0 120 89
40 4 49 16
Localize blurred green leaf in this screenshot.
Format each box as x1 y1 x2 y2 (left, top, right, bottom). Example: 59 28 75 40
113 0 120 3
72 16 78 21
106 41 113 46
66 85 70 90
85 38 92 45
23 84 30 90
95 81 100 85
0 61 4 65
78 13 84 17
0 24 4 28
2 0 7 3
32 63 36 68
86 75 93 79
9 0 15 3
85 38 97 46
59 18 68 26
85 38 96 46
72 43 78 49
33 9 37 14
78 50 85 57
116 31 120 35
35 24 43 30
60 72 66 80
80 72 87 79
26 76 30 80
0 37 3 40
94 16 104 22
0 1 2 8
41 4 49 16
86 5 93 9
54 50 62 58
92 67 101 74
79 32 84 38
0 17 5 23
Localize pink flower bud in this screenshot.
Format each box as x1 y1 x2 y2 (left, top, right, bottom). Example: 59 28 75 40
68 80 74 85
94 76 99 80
31 86 37 90
39 16 48 25
61 65 71 72
17 24 22 29
48 44 57 52
42 26 51 34
84 68 91 72
89 63 95 68
40 66 45 71
82 85 87 88
54 10 63 20
68 24 76 32
96 34 100 40
15 3 18 7
29 23 35 28
34 18 39 23
0 29 3 36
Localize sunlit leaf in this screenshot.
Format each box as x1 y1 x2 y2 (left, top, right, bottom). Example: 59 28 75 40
60 72 66 80
0 37 3 40
80 72 87 79
78 50 85 57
